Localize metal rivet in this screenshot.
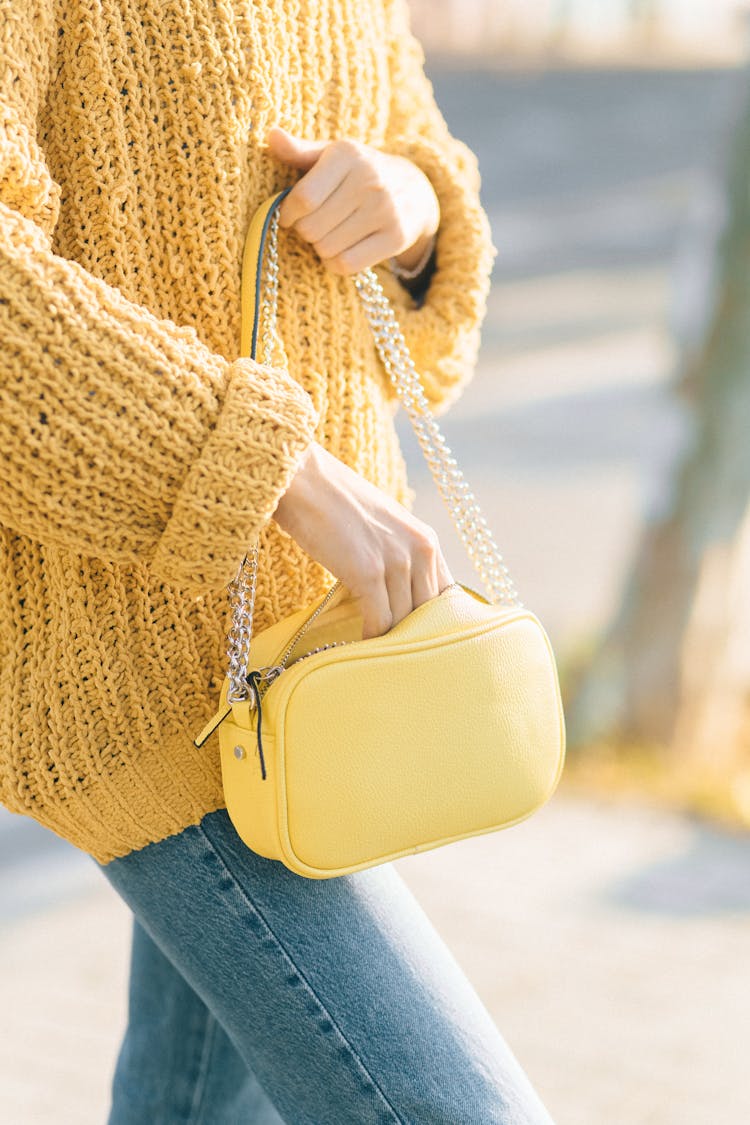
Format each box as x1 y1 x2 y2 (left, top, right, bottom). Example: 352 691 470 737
233 745 246 761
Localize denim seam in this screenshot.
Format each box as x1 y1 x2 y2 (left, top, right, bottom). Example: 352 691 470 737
196 822 404 1125
186 1007 218 1124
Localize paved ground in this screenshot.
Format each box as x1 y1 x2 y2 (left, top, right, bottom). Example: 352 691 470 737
2 65 749 1124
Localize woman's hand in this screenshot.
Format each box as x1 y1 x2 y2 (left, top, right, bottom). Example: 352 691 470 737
272 441 455 640
265 126 440 277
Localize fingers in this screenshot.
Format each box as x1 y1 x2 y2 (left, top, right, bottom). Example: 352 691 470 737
272 442 455 640
276 139 435 276
314 217 391 277
357 569 393 641
409 532 439 611
321 227 398 277
278 143 348 228
384 549 416 637
362 527 453 640
436 554 456 594
288 173 365 246
282 164 395 275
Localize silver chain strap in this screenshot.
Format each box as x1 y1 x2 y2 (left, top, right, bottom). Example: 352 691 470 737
227 206 522 703
352 270 521 609
227 207 283 703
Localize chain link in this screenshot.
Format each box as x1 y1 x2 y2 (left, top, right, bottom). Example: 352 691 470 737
352 267 521 610
227 207 281 703
227 203 522 704
226 544 259 703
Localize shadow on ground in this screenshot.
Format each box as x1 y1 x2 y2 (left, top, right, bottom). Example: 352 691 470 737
605 819 750 916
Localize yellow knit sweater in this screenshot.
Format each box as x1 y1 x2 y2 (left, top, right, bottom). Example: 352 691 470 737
0 0 496 863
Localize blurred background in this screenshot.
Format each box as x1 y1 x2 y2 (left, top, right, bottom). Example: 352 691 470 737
2 2 750 1122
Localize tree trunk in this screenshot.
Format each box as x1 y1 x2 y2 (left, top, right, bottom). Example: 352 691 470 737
568 70 750 772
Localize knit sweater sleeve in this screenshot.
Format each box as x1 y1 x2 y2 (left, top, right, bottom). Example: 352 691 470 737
375 0 497 417
0 2 319 597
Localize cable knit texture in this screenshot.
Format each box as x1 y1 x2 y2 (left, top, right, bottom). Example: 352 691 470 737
0 0 497 863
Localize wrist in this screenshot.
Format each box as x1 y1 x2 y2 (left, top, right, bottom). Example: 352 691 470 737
390 228 437 277
389 170 440 275
272 441 324 529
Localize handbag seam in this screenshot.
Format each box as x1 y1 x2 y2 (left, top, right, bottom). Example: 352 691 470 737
277 609 542 683
195 821 405 1124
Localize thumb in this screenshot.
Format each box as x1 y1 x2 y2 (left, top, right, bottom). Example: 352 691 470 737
266 125 327 171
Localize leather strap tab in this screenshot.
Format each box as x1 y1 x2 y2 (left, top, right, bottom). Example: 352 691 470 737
193 702 232 748
240 185 293 361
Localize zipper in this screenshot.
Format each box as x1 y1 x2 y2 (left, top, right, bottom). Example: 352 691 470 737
253 579 462 701
193 581 462 751
281 578 460 669
240 585 350 780
270 579 344 675
241 580 462 776
192 581 345 749
266 638 350 681
246 640 351 706
234 580 348 708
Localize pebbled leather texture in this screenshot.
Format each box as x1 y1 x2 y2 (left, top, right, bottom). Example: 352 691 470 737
212 191 566 879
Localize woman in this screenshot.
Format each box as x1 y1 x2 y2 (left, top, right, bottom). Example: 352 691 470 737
0 1 554 1121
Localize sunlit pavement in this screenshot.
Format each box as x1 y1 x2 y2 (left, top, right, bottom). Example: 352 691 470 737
2 66 749 1124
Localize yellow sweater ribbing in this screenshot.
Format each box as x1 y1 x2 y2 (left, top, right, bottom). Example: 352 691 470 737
0 0 496 863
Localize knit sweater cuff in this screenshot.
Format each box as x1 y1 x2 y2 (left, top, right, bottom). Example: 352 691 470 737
374 134 497 417
149 357 319 596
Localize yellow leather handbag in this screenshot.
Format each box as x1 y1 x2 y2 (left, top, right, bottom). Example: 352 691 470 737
194 188 566 879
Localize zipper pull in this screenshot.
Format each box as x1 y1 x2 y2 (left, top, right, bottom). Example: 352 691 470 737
257 664 283 688
193 666 282 750
246 669 268 781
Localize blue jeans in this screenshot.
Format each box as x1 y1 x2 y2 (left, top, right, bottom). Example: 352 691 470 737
95 807 555 1124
